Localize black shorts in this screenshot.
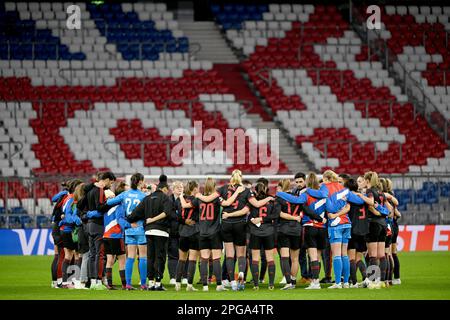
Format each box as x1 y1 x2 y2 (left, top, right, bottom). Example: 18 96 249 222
348 234 367 252
385 235 392 248
249 234 275 250
52 224 63 247
199 234 222 250
103 238 125 256
391 223 399 244
179 234 200 252
277 232 302 250
221 222 247 246
303 227 327 250
367 222 386 243
61 232 77 251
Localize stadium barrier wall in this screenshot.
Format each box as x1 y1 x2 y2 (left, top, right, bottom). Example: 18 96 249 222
0 225 449 255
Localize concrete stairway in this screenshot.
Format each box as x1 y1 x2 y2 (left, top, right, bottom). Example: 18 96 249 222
178 21 238 63
246 114 312 174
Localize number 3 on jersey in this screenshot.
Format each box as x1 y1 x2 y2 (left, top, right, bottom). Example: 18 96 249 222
125 198 141 215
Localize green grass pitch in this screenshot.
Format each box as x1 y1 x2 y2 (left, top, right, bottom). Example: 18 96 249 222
1 252 449 300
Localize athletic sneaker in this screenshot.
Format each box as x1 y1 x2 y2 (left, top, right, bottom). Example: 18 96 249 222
216 285 228 292
125 284 136 291
154 285 167 291
268 285 274 291
186 285 198 292
253 286 259 291
281 284 295 290
62 283 75 289
305 282 321 290
175 283 181 292
350 283 359 288
362 278 371 288
237 272 245 291
106 285 117 290
320 277 333 284
328 283 342 289
169 278 176 285
203 286 209 292
279 277 287 285
259 279 265 284
392 278 401 285
368 281 381 290
231 280 238 291
222 280 231 288
343 283 350 289
181 278 188 285
51 281 58 288
140 285 149 291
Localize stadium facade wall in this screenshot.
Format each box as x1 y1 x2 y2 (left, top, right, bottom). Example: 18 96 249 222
0 226 449 255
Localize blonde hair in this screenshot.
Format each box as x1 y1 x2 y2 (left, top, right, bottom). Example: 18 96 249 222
230 169 242 186
277 179 291 192
172 180 183 189
204 177 216 196
364 171 382 190
323 170 339 182
379 178 387 192
306 172 320 190
185 181 198 196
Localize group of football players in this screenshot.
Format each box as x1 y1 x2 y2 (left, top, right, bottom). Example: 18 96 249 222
49 169 401 291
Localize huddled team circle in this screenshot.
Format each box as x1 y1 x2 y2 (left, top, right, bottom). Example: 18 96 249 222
50 169 401 291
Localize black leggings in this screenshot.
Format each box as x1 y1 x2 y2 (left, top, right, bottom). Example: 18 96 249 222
146 235 168 282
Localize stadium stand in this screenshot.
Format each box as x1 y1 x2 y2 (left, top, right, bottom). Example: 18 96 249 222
0 2 449 227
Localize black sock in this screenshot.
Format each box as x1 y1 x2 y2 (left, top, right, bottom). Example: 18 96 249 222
260 254 267 281
237 256 246 274
268 261 276 287
350 260 357 285
280 257 291 284
208 259 213 280
119 269 126 286
62 259 70 283
311 260 320 281
250 261 259 287
388 255 394 281
213 258 222 286
187 260 197 285
200 258 209 286
379 256 387 281
175 260 186 283
51 254 59 281
369 256 378 267
392 253 400 279
226 257 235 282
357 260 367 279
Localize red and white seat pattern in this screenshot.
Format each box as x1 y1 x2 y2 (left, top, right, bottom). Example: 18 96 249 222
229 4 449 174
0 2 289 201
376 6 450 120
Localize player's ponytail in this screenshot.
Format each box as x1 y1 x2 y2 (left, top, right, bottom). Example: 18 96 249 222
323 170 338 182
185 180 199 196
204 177 216 196
230 169 242 186
255 182 268 200
130 173 144 190
306 172 320 190
277 179 291 192
73 183 85 203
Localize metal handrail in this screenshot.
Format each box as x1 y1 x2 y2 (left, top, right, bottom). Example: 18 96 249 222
312 139 403 162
